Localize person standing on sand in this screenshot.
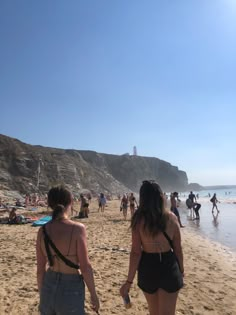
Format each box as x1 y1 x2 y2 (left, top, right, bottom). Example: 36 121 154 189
36 186 99 315
171 192 185 227
210 193 220 214
120 181 184 315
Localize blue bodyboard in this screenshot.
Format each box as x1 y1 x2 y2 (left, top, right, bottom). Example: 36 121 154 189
32 216 52 226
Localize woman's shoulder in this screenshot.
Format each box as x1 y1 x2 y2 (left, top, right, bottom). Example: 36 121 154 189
165 211 178 226
71 221 86 235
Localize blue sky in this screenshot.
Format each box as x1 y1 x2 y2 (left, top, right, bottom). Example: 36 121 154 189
1 0 236 186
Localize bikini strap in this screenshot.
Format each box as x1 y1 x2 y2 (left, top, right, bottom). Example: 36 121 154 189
67 224 75 255
42 224 80 270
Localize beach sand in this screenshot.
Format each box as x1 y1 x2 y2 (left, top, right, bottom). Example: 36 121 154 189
0 199 236 315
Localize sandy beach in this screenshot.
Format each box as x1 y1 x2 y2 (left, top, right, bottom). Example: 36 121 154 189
0 199 236 315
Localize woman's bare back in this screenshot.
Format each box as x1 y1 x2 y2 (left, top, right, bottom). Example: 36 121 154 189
39 219 83 274
140 212 178 253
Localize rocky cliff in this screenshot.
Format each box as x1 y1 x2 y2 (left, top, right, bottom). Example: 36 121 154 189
0 134 188 196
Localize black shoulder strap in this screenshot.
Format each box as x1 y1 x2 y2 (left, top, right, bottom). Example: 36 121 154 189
162 231 174 249
43 227 54 267
162 230 181 269
43 224 80 270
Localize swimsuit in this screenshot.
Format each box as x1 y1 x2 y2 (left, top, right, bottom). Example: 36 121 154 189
137 231 183 294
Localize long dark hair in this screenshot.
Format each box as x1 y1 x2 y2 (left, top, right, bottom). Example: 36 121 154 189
131 181 168 236
47 186 72 220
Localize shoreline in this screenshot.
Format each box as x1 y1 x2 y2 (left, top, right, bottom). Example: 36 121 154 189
179 228 236 315
0 200 236 314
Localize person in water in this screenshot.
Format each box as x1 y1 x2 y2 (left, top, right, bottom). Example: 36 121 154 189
210 193 220 214
36 185 99 315
120 180 184 315
170 192 185 227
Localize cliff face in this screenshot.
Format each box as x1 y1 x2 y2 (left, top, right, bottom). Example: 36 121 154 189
0 134 188 196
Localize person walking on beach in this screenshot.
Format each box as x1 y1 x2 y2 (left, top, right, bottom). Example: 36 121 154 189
210 193 219 214
79 194 89 218
36 186 99 315
171 192 185 227
120 194 129 220
98 193 106 212
129 192 138 217
120 181 184 315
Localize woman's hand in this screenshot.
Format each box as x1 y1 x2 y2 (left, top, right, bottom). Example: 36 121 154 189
120 281 131 298
90 293 99 313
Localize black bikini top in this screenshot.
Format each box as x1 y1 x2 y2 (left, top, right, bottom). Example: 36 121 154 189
42 224 80 270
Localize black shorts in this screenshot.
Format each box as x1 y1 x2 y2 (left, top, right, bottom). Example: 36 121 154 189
138 250 183 294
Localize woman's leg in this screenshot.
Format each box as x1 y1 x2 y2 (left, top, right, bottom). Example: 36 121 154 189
143 289 178 315
157 289 178 315
143 291 159 315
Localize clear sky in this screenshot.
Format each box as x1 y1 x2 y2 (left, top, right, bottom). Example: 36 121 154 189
1 0 236 186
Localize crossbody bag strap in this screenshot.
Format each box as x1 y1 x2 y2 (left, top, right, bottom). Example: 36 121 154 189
162 230 174 249
43 227 54 267
162 230 182 269
42 224 80 270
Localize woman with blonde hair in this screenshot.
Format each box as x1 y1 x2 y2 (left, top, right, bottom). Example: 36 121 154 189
120 180 184 315
36 185 99 315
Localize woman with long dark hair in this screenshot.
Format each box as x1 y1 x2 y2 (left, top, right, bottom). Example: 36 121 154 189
36 185 99 315
120 181 184 315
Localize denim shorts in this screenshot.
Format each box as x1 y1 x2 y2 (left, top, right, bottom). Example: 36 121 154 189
39 269 85 315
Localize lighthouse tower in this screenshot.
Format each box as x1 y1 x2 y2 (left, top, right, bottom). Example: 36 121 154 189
133 146 137 156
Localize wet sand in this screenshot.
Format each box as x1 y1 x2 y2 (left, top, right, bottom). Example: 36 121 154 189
0 199 236 314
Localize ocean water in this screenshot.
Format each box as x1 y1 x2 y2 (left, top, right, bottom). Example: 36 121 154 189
177 188 236 253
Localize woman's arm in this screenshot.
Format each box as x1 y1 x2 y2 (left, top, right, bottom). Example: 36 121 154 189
36 228 47 292
76 224 99 312
120 226 142 296
127 226 142 282
172 220 184 274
